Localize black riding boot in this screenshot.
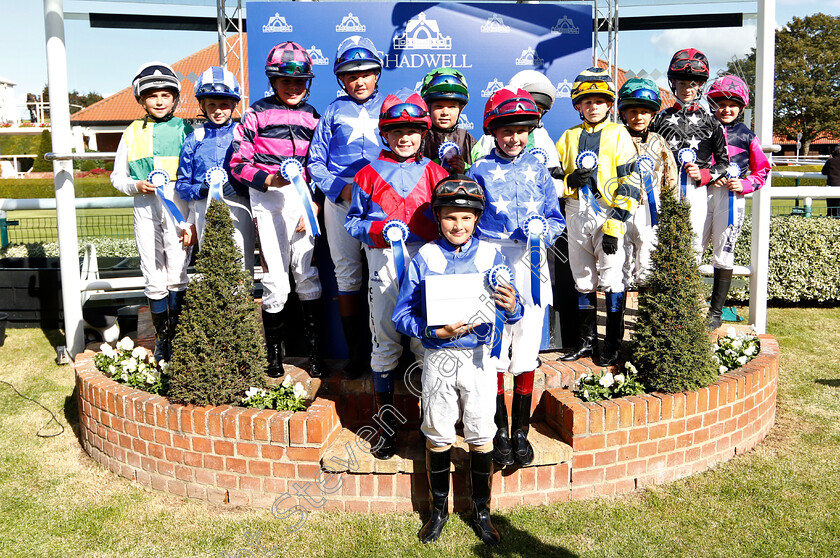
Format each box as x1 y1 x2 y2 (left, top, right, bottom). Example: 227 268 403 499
300 299 328 378
341 314 369 380
511 392 534 467
600 292 626 366
374 389 398 460
708 267 733 330
418 448 451 543
262 309 285 378
150 309 170 363
491 393 514 467
561 307 597 361
167 290 186 349
470 450 501 545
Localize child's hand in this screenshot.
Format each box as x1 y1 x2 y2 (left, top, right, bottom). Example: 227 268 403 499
436 320 479 339
446 155 466 175
726 178 743 193
295 216 306 233
265 174 290 189
340 184 353 202
492 284 518 314
684 162 701 181
180 224 197 247
136 180 157 194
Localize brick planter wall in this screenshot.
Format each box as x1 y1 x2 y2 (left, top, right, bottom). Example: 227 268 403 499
74 334 779 511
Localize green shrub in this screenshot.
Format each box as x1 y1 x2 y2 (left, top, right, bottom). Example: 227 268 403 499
32 130 52 172
0 237 138 259
630 185 718 393
167 200 267 406
0 176 122 198
711 215 840 302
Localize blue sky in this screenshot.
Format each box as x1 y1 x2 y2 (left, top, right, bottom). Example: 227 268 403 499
1 0 837 111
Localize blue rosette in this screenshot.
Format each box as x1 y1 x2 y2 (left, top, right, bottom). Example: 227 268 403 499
575 150 601 214
726 163 741 226
637 155 658 226
523 214 548 307
383 219 410 287
487 264 513 358
149 169 187 230
280 159 320 238
529 147 549 167
204 166 228 201
437 141 460 169
677 148 697 199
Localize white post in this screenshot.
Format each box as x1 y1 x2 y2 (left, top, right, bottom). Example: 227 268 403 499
44 0 84 357
749 0 775 334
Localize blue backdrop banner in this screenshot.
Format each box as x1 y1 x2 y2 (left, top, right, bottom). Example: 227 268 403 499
246 1 593 138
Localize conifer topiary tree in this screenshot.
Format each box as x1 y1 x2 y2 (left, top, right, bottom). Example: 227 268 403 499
33 129 53 172
167 200 267 406
629 184 717 392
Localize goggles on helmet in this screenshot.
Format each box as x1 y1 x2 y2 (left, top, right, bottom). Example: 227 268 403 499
576 81 612 94
436 180 483 199
380 103 429 120
426 72 466 88
484 96 539 120
197 83 235 96
266 61 312 76
671 58 708 74
623 89 659 103
336 47 379 67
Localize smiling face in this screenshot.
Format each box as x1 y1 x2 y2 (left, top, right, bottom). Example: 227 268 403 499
575 95 612 124
673 79 703 104
714 98 742 124
429 100 462 130
492 125 531 158
622 106 655 132
382 126 425 161
338 71 378 101
270 76 309 106
199 97 236 125
437 206 477 246
140 89 176 119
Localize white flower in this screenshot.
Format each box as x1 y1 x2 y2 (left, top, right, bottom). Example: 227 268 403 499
145 371 156 384
744 344 756 356
108 364 116 374
624 362 638 374
726 326 737 338
282 375 293 388
122 357 138 373
720 365 728 373
293 382 306 399
712 354 720 363
100 343 117 358
132 346 147 360
737 356 748 365
159 360 169 372
599 372 615 387
116 337 134 351
245 387 266 400
583 389 590 400
121 371 129 382
614 374 626 384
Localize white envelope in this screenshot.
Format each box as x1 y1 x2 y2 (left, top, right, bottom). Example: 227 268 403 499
425 273 496 326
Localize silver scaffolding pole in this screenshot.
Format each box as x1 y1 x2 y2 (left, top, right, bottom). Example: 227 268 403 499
216 0 247 109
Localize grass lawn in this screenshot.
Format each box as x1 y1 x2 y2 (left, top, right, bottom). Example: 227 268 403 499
1 307 839 557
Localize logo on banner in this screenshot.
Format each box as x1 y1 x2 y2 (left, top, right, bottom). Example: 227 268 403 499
308 46 329 66
459 113 474 131
413 80 423 93
262 13 293 33
481 78 505 98
481 14 510 33
336 12 366 33
556 79 573 98
393 12 451 50
551 16 580 35
516 47 544 67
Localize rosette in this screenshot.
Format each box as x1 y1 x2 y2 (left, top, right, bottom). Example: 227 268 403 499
677 148 697 199
437 141 460 169
726 163 741 226
204 166 228 201
523 214 548 307
383 219 410 287
575 150 601 214
280 158 321 237
637 155 658 226
529 147 548 167
149 170 187 230
486 264 513 358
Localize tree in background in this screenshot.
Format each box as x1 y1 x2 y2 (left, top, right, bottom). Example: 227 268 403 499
35 86 103 117
167 200 267 406
629 183 717 393
723 13 840 154
32 129 52 172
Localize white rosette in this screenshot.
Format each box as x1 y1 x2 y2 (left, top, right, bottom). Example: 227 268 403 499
204 166 228 201
437 141 460 169
523 214 548 307
383 219 410 287
529 147 549 167
677 148 697 198
575 150 599 172
637 155 658 225
486 264 514 358
280 158 320 238
149 169 187 231
726 162 741 225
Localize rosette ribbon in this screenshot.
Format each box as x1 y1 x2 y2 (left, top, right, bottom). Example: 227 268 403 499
677 148 697 199
575 150 601 214
726 163 741 227
523 214 548 307
437 141 460 169
204 166 227 201
383 219 410 287
637 155 658 226
149 169 188 231
280 159 320 238
487 264 513 359
529 147 549 167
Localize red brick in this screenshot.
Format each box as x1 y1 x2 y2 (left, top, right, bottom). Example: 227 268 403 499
360 474 375 497
219 406 238 438
187 484 207 500
378 474 394 497
371 500 397 514
192 407 209 436
172 433 190 450
684 391 697 415
694 427 710 444
648 423 668 440
238 409 259 441
346 500 370 513
594 449 617 466
629 427 648 444
239 476 261 492
594 481 616 496
495 494 523 509
601 400 620 431
618 444 638 461
150 472 168 491
138 424 154 441
262 445 284 461
686 415 702 431
207 487 228 504
227 457 247 474
183 451 202 467
588 403 604 434
207 409 222 437
217 473 238 489
264 478 286 493
204 454 224 471
626 396 647 426
668 419 686 436
605 462 627 481
289 413 307 445
343 474 360 497
164 447 183 463
503 471 519 493
644 395 661 422
249 460 271 476
615 399 633 428
273 462 295 478
297 463 321 480
236 442 260 458
658 437 676 454
154 428 171 446
286 446 321 462
564 402 589 435
306 411 328 444
175 465 193 482
572 467 604 486
523 492 547 507
148 443 164 459
153 401 165 426
574 434 605 451
573 453 594 469
626 459 646 477
607 430 628 447
157 460 175 477
676 432 693 449
213 440 234 456
124 421 138 438
639 440 658 458
141 456 156 472
252 410 272 441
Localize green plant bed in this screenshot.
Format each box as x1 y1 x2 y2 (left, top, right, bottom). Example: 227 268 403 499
0 237 138 259
0 175 121 198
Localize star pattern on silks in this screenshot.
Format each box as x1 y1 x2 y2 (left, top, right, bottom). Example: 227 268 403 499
666 114 680 127
523 195 541 214
687 113 701 126
521 165 538 183
488 164 509 182
669 137 681 149
342 107 379 144
491 194 511 214
687 136 701 150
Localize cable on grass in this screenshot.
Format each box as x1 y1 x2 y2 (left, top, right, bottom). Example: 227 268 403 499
0 380 65 437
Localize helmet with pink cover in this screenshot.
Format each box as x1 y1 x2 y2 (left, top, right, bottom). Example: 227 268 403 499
707 75 750 107
379 89 431 132
265 41 314 78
